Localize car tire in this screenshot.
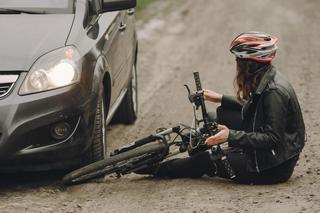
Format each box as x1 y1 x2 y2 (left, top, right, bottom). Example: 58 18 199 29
84 86 107 163
112 64 138 124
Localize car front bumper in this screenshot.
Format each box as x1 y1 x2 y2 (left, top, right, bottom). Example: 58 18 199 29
0 72 98 171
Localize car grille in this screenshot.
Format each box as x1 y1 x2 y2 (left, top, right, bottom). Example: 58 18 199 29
0 74 19 98
0 83 13 97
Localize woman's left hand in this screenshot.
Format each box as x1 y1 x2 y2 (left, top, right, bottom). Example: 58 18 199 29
205 125 230 146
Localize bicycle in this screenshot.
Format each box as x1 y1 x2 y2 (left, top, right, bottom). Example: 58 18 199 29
62 72 236 185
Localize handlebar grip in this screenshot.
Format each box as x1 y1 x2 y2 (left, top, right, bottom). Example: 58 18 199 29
193 72 202 91
156 126 181 136
220 155 236 179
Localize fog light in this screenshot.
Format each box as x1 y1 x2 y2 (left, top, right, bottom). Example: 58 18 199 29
51 122 71 140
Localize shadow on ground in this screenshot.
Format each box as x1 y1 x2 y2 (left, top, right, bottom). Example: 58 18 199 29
0 171 67 191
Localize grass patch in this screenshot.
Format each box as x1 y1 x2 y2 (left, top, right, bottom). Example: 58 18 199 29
136 0 154 13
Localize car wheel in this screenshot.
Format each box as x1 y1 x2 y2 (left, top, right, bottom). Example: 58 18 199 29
84 87 107 163
112 64 138 124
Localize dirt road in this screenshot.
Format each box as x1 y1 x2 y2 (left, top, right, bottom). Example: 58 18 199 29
1 0 320 212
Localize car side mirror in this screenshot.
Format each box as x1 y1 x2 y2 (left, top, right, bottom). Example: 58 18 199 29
100 0 136 13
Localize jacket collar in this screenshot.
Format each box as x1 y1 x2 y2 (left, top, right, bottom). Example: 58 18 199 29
254 65 276 95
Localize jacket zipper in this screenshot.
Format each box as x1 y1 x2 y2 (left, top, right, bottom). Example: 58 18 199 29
253 100 260 173
252 97 277 172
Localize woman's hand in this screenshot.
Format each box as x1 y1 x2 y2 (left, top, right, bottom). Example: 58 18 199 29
205 125 229 146
203 89 223 103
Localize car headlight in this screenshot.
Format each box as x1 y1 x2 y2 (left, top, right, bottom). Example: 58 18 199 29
19 46 81 95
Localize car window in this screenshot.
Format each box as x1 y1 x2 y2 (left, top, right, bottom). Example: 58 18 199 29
0 0 74 14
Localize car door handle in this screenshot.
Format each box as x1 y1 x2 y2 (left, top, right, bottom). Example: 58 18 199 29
119 23 127 32
127 8 135 16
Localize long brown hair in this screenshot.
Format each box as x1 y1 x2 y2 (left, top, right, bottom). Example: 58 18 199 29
234 59 270 102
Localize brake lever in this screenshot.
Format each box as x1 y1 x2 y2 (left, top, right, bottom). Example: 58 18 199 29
184 84 202 109
184 84 191 95
184 84 195 104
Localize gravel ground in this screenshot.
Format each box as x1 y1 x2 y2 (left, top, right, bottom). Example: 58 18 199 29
0 0 319 212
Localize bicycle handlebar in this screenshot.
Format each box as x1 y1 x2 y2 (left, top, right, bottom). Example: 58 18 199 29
192 72 236 179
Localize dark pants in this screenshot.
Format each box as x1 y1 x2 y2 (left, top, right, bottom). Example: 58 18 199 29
155 106 299 184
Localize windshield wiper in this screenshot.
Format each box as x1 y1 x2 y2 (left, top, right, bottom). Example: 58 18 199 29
0 8 46 14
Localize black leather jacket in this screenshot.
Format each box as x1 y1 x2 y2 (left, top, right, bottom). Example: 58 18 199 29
223 66 305 172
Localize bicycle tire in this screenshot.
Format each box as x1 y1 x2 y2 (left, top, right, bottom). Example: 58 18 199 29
62 141 166 185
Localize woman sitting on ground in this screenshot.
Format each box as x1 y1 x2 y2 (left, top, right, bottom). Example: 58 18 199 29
137 31 305 184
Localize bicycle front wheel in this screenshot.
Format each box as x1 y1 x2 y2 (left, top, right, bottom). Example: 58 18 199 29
62 141 166 185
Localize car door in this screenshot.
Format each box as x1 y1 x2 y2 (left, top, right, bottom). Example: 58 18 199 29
100 10 127 104
120 9 136 82
113 10 135 91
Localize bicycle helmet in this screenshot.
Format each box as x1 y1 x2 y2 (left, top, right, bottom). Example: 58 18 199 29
230 31 278 63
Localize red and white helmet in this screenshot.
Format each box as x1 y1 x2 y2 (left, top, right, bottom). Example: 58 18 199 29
230 31 278 63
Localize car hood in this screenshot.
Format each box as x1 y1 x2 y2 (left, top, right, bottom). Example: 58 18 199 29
0 14 74 71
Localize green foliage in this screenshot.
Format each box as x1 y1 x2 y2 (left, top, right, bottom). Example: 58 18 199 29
136 0 154 12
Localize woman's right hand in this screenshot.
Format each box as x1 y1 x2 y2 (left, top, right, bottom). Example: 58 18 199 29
203 89 223 103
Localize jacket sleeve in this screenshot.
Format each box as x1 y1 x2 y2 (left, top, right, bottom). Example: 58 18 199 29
221 95 243 110
228 89 289 150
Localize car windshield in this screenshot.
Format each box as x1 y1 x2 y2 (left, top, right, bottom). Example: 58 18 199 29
0 0 74 14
